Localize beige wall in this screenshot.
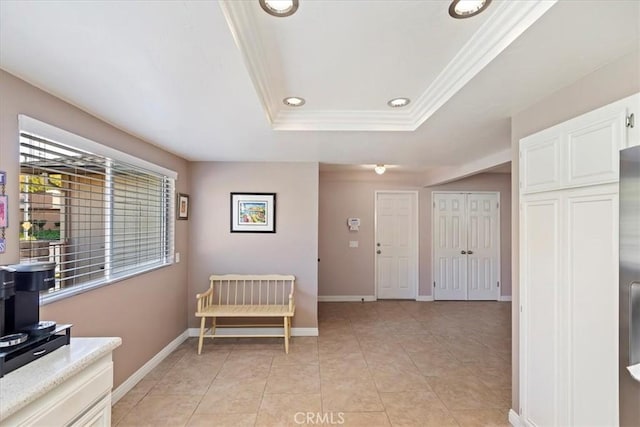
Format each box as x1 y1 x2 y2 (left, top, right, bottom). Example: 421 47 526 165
510 50 640 413
187 162 319 329
0 70 190 387
319 170 511 298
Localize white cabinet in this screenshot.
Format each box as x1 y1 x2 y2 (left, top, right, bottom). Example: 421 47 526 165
70 394 111 427
519 93 638 427
520 135 562 194
0 338 120 427
520 194 562 427
520 93 639 194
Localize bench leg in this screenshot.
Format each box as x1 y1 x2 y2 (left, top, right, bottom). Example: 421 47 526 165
198 317 206 355
210 317 217 338
283 316 290 354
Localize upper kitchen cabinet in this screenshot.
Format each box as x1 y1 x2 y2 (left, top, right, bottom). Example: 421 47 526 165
520 93 639 194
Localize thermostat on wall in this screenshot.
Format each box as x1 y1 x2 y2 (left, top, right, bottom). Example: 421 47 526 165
347 218 360 231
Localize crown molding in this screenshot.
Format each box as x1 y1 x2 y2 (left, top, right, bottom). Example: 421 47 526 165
221 0 557 132
408 0 558 130
218 0 279 124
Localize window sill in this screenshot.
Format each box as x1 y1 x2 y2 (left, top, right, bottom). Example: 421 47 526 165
40 261 174 305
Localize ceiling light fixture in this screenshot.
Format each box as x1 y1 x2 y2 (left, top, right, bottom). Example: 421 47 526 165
259 0 299 17
283 96 305 107
387 97 410 108
374 165 386 175
448 0 492 19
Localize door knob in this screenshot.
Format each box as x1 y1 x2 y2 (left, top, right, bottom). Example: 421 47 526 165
461 250 466 254
468 250 474 255
377 250 381 254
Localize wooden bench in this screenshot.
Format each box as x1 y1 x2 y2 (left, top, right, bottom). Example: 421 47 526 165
195 274 295 354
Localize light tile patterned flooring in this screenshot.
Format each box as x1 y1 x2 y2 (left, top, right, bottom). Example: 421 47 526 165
112 301 512 426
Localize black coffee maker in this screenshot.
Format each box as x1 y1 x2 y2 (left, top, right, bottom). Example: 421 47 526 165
0 261 71 377
4 262 57 337
0 265 16 339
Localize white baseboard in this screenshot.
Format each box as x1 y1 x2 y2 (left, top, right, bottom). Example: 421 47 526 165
111 330 189 405
499 296 513 302
317 295 376 302
415 295 434 301
508 409 520 426
187 327 319 337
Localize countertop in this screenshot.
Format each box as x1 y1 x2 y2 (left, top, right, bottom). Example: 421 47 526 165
0 337 122 421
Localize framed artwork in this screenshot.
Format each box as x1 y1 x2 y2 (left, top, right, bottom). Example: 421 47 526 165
177 193 190 220
230 192 276 233
0 171 5 186
0 195 7 228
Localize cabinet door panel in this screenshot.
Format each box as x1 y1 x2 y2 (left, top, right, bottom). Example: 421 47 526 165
567 116 622 187
566 188 618 426
520 196 561 427
520 135 562 194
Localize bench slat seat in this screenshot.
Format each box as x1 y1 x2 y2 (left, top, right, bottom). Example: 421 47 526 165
195 274 295 354
197 304 294 317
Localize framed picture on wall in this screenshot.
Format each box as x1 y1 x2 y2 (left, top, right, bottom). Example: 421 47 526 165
230 192 276 233
0 171 6 185
177 193 190 220
0 195 7 228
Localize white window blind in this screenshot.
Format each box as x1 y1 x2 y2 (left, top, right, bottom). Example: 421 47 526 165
19 128 175 300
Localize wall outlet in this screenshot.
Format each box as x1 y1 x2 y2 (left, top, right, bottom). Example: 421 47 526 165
349 241 359 248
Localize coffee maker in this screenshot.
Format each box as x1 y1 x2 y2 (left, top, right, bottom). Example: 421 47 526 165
0 265 16 339
0 262 71 377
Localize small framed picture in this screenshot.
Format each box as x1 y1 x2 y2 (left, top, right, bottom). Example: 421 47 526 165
0 238 5 254
0 195 7 228
230 192 276 233
177 193 189 220
0 171 5 185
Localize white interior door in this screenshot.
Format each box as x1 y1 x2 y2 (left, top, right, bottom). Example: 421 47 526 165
375 192 418 299
433 193 467 300
433 192 500 301
467 193 500 300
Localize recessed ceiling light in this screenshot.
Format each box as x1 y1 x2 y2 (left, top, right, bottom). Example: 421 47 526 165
283 96 305 107
387 97 410 108
374 165 386 175
449 0 492 19
259 0 299 17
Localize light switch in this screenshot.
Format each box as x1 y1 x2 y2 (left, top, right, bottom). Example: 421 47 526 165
175 252 181 263
349 241 359 248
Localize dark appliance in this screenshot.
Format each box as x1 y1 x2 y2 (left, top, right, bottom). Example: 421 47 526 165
0 262 71 377
0 266 16 338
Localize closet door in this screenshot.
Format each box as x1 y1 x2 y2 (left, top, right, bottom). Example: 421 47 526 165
520 194 563 427
467 193 500 300
433 192 500 301
433 193 468 300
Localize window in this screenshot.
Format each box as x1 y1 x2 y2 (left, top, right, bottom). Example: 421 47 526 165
18 116 176 302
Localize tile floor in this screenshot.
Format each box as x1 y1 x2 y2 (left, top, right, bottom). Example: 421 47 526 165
112 301 512 427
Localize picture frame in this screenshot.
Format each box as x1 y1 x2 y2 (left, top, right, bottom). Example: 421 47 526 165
0 171 5 186
0 195 7 228
230 192 276 233
177 193 190 220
